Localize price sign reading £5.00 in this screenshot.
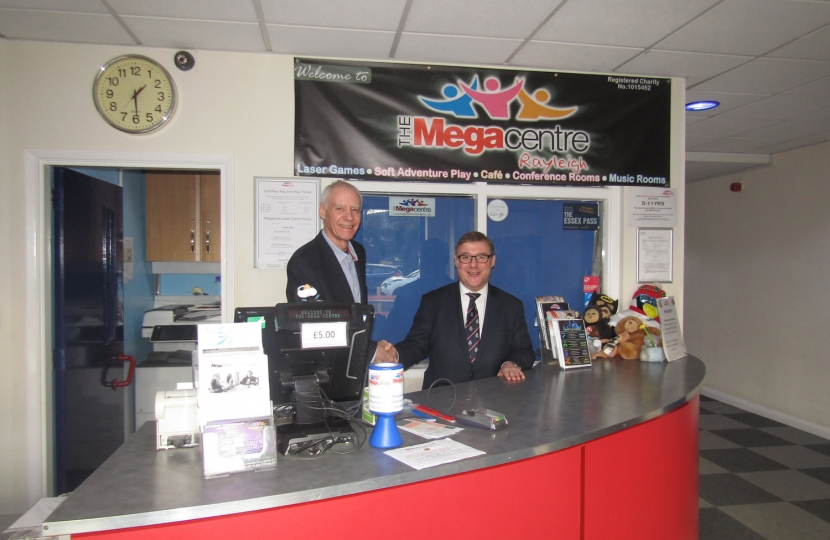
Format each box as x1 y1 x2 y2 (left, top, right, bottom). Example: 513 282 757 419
301 322 349 349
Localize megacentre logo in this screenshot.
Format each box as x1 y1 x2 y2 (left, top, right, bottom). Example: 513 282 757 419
397 198 428 207
399 73 590 159
418 75 577 122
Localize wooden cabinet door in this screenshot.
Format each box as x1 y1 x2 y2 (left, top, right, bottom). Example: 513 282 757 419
199 172 221 262
146 172 199 261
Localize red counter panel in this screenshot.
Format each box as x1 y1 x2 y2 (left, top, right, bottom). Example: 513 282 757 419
80 445 583 540
583 396 699 540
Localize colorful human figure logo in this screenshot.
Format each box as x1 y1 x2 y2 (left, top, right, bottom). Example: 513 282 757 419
419 74 577 121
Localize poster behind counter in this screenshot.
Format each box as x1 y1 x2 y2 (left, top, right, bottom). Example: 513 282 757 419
295 59 671 187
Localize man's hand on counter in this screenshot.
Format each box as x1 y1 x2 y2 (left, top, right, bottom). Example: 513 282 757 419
374 340 399 364
498 361 525 382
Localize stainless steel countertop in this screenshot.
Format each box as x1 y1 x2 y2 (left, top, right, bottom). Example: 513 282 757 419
43 356 705 536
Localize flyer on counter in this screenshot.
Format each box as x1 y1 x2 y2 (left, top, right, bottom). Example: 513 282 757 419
656 297 687 362
202 416 277 478
197 322 272 425
397 418 464 439
384 438 485 470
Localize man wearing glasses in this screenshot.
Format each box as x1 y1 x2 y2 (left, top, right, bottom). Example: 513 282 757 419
378 231 534 388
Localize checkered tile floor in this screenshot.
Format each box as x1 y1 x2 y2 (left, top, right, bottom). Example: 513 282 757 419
699 395 830 539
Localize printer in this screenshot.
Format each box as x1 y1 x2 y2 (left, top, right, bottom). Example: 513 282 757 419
136 302 222 429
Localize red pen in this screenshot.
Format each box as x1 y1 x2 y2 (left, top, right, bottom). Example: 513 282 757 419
414 404 455 423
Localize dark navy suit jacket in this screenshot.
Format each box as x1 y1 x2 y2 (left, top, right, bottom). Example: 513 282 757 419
396 282 535 388
286 231 368 304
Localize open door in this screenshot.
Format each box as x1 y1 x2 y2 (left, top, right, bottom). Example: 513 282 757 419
53 167 133 494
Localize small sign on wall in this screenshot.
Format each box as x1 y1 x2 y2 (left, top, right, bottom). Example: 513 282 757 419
563 202 599 230
627 187 677 227
637 228 673 283
388 197 435 217
255 178 319 269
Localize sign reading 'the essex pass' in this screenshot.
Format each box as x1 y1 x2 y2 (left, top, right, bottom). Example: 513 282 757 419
294 59 672 187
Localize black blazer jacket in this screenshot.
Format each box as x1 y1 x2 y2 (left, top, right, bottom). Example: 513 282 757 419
396 282 535 388
286 232 369 304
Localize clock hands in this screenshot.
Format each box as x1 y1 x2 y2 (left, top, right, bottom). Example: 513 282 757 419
127 85 147 114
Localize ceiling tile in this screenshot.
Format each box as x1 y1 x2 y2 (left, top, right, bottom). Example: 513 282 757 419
511 41 641 72
686 116 707 126
757 131 830 154
686 116 780 138
108 0 257 23
692 137 780 153
406 0 558 39
737 108 830 139
717 94 830 120
0 9 134 44
396 33 521 66
692 57 830 94
122 17 265 52
658 0 830 56
784 75 830 97
686 135 727 150
270 26 395 60
535 0 719 48
260 0 406 31
619 50 751 87
770 25 830 61
684 91 768 116
0 0 106 13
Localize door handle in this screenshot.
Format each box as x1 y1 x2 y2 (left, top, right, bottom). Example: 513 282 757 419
205 220 211 253
101 354 136 390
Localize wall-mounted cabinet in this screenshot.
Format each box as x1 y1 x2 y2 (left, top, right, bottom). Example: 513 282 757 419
146 171 220 262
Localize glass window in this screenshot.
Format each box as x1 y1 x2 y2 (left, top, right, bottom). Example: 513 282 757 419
354 195 474 342
487 199 600 356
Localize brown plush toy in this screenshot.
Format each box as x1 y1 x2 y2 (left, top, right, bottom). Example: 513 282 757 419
614 316 661 360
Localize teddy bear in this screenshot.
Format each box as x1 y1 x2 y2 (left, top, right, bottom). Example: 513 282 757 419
583 304 615 341
614 315 661 361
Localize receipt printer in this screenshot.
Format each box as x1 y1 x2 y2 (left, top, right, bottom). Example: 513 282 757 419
155 389 200 449
455 408 508 430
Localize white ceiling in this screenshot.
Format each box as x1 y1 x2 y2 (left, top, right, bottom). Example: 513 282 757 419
2 0 829 182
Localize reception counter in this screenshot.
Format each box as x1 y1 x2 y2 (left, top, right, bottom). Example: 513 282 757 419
44 356 704 539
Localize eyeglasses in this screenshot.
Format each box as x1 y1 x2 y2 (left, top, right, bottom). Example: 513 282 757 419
456 253 493 264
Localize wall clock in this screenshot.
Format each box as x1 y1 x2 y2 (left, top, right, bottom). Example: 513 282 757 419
93 55 177 134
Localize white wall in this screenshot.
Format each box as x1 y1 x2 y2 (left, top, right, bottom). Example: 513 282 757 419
0 39 685 513
686 140 830 432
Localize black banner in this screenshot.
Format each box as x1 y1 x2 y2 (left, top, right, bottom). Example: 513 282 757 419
295 59 671 187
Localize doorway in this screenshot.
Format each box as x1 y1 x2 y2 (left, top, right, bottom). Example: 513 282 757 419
25 149 234 500
50 165 225 492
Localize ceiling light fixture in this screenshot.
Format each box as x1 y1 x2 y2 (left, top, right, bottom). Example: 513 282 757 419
685 100 720 111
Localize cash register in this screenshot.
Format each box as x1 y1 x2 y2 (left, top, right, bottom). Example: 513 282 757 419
235 303 374 455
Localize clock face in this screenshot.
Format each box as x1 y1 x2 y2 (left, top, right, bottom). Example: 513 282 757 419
93 55 176 134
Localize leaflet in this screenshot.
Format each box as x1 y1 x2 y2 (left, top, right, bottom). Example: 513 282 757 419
397 418 464 439
384 438 485 470
197 323 271 425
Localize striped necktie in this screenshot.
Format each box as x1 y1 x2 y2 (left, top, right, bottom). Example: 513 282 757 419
466 292 481 362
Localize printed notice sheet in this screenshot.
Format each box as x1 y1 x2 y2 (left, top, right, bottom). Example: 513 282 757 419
255 178 319 269
627 187 677 227
384 438 485 470
397 418 464 439
637 228 673 283
657 297 687 362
